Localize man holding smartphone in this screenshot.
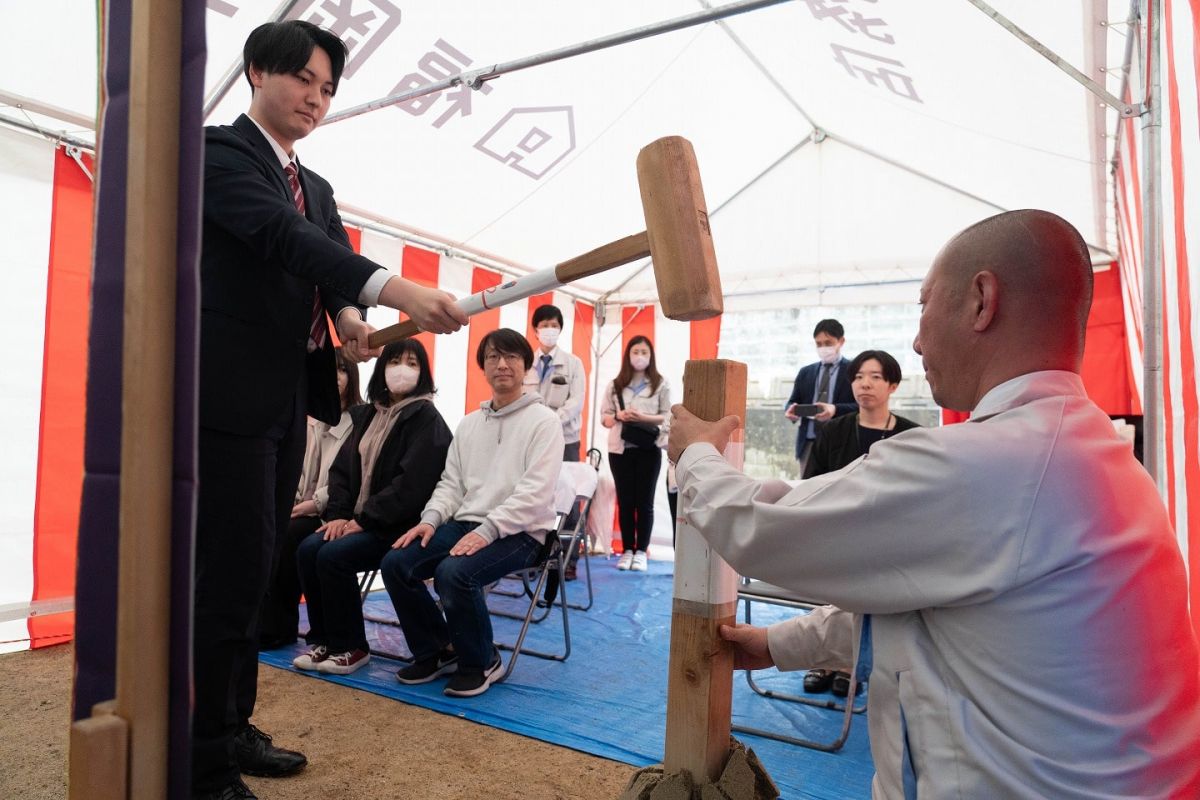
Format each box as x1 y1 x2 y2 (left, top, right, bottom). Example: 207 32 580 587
785 319 857 472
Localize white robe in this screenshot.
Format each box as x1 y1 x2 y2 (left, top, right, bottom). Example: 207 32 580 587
676 371 1200 799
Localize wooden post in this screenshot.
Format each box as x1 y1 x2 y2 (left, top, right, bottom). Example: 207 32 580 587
68 702 128 800
69 0 180 796
663 359 746 783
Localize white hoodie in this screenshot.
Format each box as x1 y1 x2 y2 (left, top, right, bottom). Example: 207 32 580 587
420 393 563 544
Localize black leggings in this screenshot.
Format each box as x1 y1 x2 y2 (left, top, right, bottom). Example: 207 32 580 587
609 446 662 552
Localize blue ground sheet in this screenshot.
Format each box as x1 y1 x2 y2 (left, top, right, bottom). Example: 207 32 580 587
260 557 874 799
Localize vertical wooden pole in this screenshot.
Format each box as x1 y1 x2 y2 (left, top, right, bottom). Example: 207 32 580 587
68 0 180 796
663 359 746 783
117 0 180 794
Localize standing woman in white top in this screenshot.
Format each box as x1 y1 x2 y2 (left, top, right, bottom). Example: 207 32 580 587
600 336 670 572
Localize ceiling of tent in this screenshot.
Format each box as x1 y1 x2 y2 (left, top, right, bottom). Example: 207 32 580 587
2 0 1135 305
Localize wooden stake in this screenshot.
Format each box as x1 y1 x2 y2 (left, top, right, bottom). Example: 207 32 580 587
69 702 128 800
663 359 746 783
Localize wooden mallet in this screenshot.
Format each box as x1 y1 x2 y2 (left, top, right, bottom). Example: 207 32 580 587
366 135 722 347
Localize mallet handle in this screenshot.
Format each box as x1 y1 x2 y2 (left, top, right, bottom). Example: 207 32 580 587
367 231 650 348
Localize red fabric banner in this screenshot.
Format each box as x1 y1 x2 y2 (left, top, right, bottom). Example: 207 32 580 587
689 316 721 361
400 245 440 373
465 267 503 414
30 149 94 648
573 302 594 455
1080 266 1137 415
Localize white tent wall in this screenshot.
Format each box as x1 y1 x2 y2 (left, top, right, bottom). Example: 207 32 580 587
2 0 1199 648
0 129 56 655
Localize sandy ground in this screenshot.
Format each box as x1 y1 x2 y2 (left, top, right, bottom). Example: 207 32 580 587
0 644 635 799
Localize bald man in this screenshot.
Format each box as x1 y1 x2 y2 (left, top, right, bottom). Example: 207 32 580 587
668 210 1200 798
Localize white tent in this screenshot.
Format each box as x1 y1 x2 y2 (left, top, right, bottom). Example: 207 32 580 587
1 0 1197 652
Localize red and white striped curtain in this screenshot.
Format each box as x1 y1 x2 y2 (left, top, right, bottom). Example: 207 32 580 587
1115 0 1200 633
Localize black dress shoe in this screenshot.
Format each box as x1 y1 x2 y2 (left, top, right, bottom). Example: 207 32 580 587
830 670 864 698
257 634 297 651
193 776 257 799
233 723 307 778
803 668 834 693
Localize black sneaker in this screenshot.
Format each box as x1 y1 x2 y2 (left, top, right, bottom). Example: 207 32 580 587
232 723 306 778
443 650 503 698
193 777 257 799
396 648 458 684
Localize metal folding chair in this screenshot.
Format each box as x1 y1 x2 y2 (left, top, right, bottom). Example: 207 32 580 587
733 578 867 752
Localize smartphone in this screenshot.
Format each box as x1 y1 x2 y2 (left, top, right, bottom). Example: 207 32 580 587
788 403 822 419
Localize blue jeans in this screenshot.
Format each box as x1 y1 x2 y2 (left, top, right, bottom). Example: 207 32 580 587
296 530 392 653
379 519 542 670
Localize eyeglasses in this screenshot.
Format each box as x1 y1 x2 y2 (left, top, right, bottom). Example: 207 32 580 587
483 352 525 365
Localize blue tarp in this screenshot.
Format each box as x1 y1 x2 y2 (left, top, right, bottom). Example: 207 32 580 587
260 558 874 799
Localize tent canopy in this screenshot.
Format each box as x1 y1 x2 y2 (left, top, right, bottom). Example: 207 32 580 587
3 0 1132 305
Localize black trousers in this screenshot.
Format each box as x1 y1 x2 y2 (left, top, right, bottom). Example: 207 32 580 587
258 514 322 645
608 446 661 553
192 393 305 792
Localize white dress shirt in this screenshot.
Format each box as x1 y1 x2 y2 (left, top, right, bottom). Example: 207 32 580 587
677 371 1200 799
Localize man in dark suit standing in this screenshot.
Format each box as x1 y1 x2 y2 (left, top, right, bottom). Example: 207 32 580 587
784 319 857 473
194 21 467 800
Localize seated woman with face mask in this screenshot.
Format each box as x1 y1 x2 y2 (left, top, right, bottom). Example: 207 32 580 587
291 339 452 675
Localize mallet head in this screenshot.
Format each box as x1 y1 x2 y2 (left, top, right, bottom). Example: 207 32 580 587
636 136 723 321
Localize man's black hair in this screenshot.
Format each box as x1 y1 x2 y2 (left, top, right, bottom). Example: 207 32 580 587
531 304 564 329
813 318 844 340
243 20 348 95
476 328 534 371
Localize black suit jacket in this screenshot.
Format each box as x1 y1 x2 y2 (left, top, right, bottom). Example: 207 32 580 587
324 401 453 537
802 412 921 479
786 356 857 459
200 114 380 434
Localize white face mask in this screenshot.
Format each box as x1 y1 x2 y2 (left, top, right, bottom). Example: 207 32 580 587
816 345 840 365
630 354 651 371
536 327 561 349
385 363 420 396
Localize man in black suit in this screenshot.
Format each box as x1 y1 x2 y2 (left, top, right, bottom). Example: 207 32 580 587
784 318 857 473
194 21 466 800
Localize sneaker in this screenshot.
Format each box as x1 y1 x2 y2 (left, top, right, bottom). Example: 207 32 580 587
316 648 370 675
631 552 649 572
616 551 634 571
396 649 458 684
291 644 329 671
443 650 503 697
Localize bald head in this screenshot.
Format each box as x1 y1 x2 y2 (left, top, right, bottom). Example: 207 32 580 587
915 210 1095 411
942 209 1094 354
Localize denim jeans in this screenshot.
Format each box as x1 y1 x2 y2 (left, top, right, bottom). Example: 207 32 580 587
379 519 542 670
296 530 392 653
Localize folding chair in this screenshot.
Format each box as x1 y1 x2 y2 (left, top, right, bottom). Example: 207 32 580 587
732 578 867 752
488 454 601 618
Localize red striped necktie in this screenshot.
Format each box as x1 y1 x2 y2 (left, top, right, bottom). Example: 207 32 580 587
285 162 327 352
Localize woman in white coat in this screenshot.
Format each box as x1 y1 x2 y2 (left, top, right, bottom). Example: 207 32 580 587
600 335 670 572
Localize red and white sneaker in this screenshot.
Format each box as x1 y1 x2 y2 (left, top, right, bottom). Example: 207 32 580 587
317 649 370 675
291 644 329 671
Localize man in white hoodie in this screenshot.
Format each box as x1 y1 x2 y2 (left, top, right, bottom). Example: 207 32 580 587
380 328 564 697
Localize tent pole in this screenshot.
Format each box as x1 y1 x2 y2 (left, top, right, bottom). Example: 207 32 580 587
964 0 1139 117
1138 0 1163 488
323 0 794 126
